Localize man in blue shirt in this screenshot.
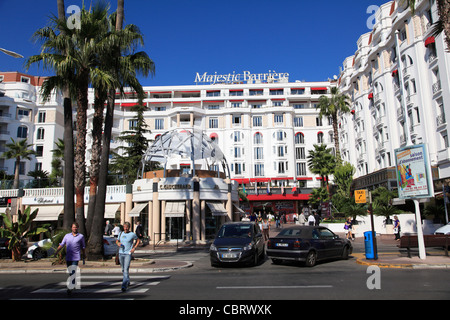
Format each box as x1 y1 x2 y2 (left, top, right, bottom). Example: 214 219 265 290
116 222 140 292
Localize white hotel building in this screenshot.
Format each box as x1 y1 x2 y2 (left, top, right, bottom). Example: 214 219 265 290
338 0 449 191
0 70 335 226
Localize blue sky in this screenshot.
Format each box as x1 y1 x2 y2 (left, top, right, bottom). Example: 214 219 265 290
0 0 388 86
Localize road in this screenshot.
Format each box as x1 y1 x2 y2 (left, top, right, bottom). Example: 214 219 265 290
1 245 449 303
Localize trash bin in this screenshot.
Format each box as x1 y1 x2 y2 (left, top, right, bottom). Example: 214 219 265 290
364 231 378 260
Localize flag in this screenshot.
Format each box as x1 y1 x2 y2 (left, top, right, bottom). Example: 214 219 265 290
243 184 247 195
292 186 297 194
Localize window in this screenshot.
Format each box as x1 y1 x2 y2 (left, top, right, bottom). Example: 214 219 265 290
295 133 305 144
230 90 243 96
317 132 324 143
129 120 138 130
294 117 303 127
276 131 286 141
38 111 46 123
20 76 30 83
231 102 242 108
254 132 263 144
316 117 323 126
254 164 264 177
277 146 284 157
274 114 284 125
253 116 262 127
295 147 306 160
296 163 307 176
17 109 29 117
207 91 220 97
270 89 284 95
36 128 45 140
209 117 218 129
233 131 241 142
35 145 44 157
254 147 264 160
35 163 42 171
234 147 242 158
232 115 241 125
17 126 28 138
155 119 164 130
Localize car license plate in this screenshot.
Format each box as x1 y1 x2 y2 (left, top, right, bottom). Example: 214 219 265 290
221 253 238 259
276 243 288 247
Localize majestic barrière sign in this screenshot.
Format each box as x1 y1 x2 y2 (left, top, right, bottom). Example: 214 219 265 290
194 70 290 85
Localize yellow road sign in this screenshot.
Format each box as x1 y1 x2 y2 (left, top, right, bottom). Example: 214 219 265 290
355 190 367 203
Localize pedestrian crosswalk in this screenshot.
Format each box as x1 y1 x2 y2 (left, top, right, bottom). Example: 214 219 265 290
29 274 171 298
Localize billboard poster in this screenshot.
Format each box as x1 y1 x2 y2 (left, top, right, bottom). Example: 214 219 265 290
394 144 434 199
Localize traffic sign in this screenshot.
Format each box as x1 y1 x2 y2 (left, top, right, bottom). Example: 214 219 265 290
355 190 367 204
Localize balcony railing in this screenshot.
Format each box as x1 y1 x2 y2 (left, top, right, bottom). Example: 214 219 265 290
436 113 446 126
432 80 442 94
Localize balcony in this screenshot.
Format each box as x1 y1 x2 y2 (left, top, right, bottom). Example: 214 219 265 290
437 148 450 163
436 113 446 127
432 80 442 95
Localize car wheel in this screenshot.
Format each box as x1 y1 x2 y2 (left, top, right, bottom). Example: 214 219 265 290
341 246 349 260
33 248 47 260
304 251 317 267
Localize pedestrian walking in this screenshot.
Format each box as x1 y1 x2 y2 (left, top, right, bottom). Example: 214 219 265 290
314 212 321 226
116 222 140 292
104 220 113 236
344 217 353 240
393 215 401 241
54 222 86 295
308 214 315 226
298 212 306 226
262 218 270 241
112 223 121 238
135 220 144 246
275 212 280 228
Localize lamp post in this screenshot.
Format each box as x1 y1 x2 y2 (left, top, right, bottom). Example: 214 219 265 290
0 48 23 59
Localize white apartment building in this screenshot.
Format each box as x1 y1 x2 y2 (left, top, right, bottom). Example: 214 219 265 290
338 0 450 190
0 72 64 182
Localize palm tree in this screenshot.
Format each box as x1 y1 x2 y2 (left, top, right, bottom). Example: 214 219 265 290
307 144 336 189
88 4 155 259
2 138 35 189
400 0 449 51
57 0 76 231
316 87 351 161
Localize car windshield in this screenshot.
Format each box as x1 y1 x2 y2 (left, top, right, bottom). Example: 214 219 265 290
277 228 309 237
217 225 252 238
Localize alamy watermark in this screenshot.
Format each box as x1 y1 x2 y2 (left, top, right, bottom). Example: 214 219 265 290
366 5 381 30
366 265 381 290
66 5 81 30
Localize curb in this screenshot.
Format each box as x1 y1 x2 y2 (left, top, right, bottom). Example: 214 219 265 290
354 253 450 269
0 260 193 274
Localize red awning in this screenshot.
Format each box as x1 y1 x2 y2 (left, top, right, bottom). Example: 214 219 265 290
122 103 137 107
425 36 435 47
247 194 310 201
311 87 328 91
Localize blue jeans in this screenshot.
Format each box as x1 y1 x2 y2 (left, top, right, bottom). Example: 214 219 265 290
119 254 132 289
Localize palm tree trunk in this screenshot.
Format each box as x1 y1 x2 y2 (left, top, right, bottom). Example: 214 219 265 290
332 114 341 162
86 89 106 237
13 157 20 189
74 73 89 236
62 93 75 230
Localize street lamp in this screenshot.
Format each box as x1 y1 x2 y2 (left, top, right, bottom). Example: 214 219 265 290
0 48 23 58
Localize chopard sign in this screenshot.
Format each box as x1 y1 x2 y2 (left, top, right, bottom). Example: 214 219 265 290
194 71 290 85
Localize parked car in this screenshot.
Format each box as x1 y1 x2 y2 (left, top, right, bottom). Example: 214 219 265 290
267 226 353 267
210 222 265 267
27 235 119 260
434 223 450 235
0 237 28 259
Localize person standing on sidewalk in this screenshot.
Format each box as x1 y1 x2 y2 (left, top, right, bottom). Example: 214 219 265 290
54 222 86 294
116 221 140 292
393 216 401 241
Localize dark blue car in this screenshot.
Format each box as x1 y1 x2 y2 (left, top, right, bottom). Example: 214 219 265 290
210 222 265 267
267 226 352 267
